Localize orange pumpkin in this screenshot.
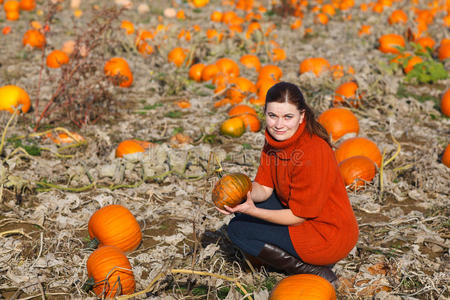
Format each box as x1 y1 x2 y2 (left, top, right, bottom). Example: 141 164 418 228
0 85 31 113
210 11 223 22
86 245 135 298
388 9 408 24
437 38 450 61
239 55 261 73
6 10 19 20
333 81 360 107
216 58 240 78
378 34 405 54
403 56 423 74
441 89 450 117
188 63 206 82
228 104 257 117
238 113 261 132
4 0 19 11
46 50 70 68
338 156 376 190
201 64 220 82
220 117 246 137
88 204 142 253
254 77 278 106
442 144 450 168
335 137 382 167
104 57 133 88
115 140 147 158
120 20 135 35
269 274 336 300
212 173 252 209
258 64 282 81
168 47 188 67
299 57 330 77
317 107 359 142
415 36 435 53
18 0 34 11
22 29 45 49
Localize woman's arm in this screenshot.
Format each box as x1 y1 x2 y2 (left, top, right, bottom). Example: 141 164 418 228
251 181 273 203
220 191 305 226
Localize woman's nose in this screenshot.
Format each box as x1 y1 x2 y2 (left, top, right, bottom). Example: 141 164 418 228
274 118 283 128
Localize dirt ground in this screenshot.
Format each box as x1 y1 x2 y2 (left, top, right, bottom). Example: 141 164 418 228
0 0 449 299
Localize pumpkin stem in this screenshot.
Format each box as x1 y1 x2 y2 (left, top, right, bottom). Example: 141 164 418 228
213 153 224 178
86 237 100 250
81 277 95 292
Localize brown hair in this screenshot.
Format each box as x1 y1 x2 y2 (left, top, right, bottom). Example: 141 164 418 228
264 81 332 147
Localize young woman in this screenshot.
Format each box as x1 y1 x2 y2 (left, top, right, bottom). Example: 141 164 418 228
217 82 359 284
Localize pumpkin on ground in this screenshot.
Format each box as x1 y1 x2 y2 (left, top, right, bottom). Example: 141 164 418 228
168 47 188 67
442 144 450 168
46 131 85 145
299 57 330 77
115 140 147 158
0 85 31 113
22 29 45 48
220 117 246 137
86 245 135 298
317 107 359 142
46 50 70 68
338 156 377 190
228 104 257 117
88 204 142 253
269 274 337 300
212 173 252 209
378 34 405 54
333 81 360 107
104 57 133 88
440 89 450 117
335 137 382 167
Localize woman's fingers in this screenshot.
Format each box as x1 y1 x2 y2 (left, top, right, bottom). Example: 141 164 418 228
215 206 231 215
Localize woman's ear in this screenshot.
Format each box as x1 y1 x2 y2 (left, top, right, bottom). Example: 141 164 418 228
299 110 306 123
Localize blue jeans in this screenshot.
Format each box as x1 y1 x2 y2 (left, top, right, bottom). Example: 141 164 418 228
226 192 301 259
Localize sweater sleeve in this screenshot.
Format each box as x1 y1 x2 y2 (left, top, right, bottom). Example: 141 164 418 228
254 146 274 188
288 141 334 219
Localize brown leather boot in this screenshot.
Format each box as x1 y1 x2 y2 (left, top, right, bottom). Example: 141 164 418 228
256 244 337 283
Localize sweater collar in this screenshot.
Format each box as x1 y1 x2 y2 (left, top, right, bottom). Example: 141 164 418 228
265 121 306 159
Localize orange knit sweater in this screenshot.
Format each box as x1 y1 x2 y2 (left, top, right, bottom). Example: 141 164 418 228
254 121 359 265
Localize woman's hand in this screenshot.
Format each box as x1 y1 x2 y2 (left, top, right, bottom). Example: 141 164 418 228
215 191 257 215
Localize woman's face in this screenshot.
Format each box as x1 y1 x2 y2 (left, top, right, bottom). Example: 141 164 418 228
265 101 305 141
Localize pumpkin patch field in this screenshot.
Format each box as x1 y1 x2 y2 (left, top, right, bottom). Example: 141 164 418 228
0 0 449 299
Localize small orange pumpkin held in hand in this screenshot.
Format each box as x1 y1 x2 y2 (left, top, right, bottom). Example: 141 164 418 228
338 155 376 190
442 144 450 168
22 29 45 49
86 245 135 298
0 85 31 113
88 204 142 253
46 50 70 68
440 89 450 117
104 57 133 88
335 137 382 167
317 107 359 142
212 173 252 210
220 117 246 137
269 274 337 300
